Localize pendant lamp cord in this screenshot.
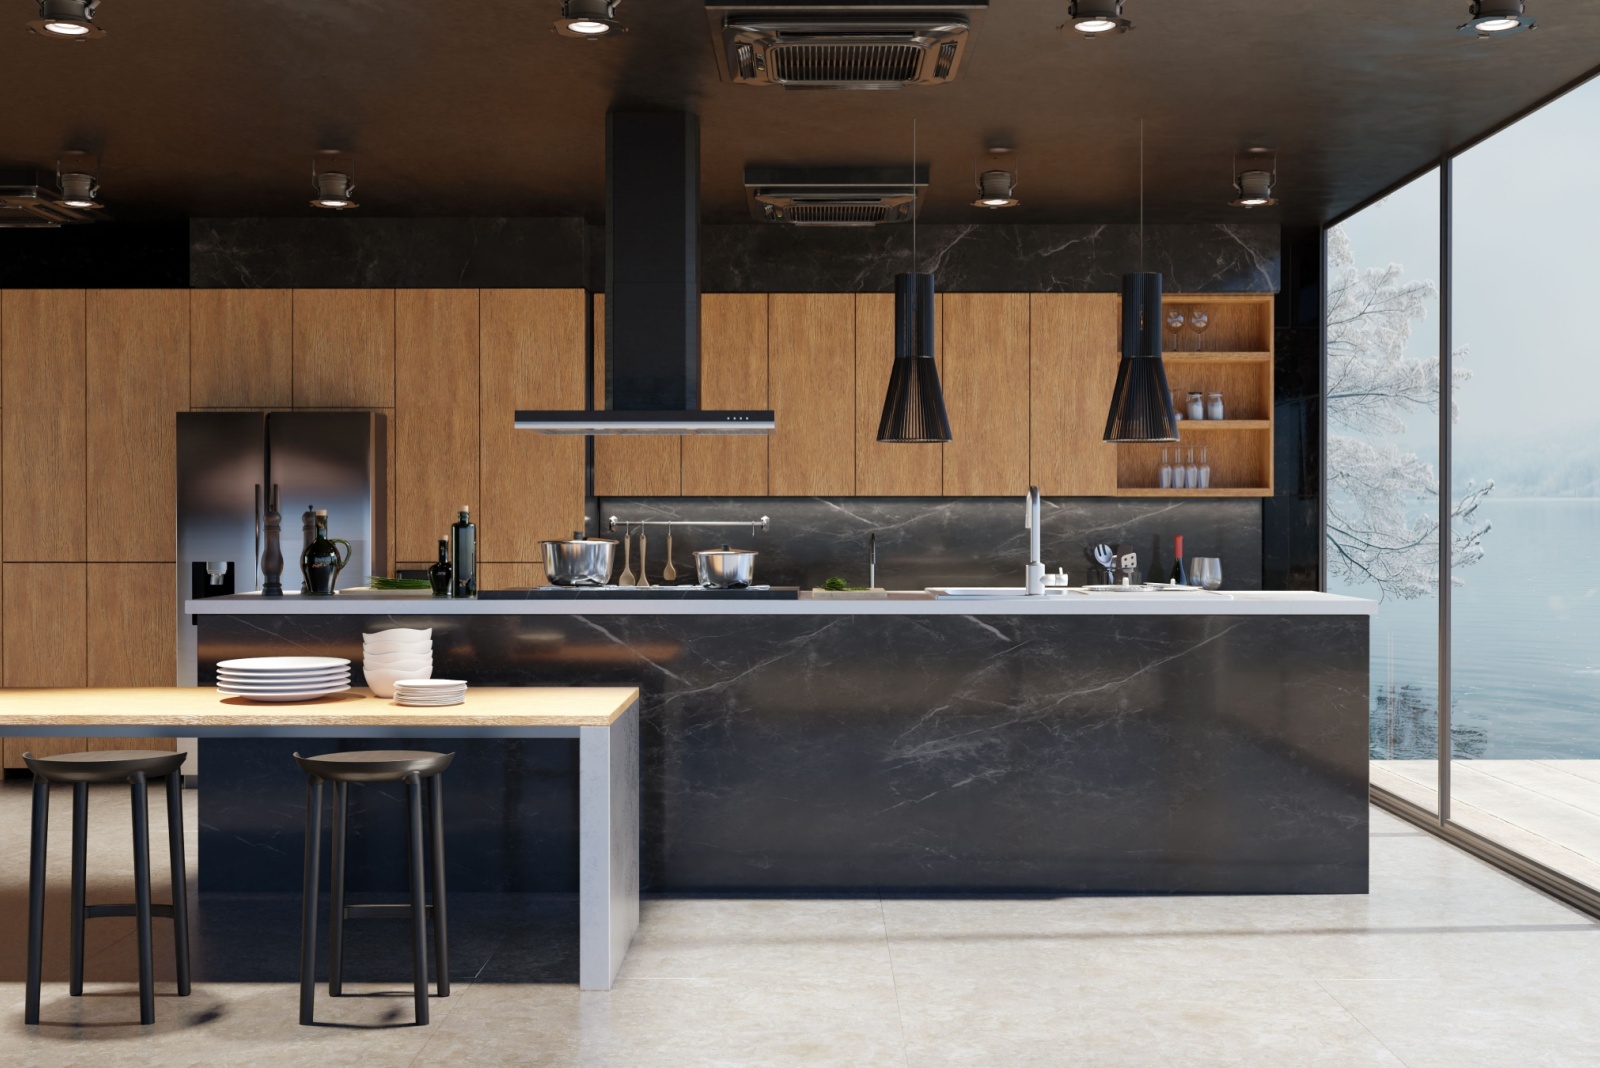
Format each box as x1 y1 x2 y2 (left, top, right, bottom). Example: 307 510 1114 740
1139 119 1145 273
911 118 918 273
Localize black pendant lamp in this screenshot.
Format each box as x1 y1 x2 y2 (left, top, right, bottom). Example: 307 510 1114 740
879 121 953 444
1103 123 1179 443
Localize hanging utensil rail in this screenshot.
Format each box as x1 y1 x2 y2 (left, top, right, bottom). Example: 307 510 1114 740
607 516 770 535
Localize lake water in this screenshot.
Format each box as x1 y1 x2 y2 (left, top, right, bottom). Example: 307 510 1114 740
1345 498 1600 759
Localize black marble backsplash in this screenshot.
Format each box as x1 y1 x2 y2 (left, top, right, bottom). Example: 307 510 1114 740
596 497 1262 591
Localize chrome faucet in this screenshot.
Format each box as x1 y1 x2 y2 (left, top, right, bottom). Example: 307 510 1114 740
1025 486 1045 595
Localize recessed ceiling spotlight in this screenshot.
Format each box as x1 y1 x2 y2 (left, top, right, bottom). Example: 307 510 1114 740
1459 1 1535 36
57 152 102 209
310 152 358 210
1230 153 1277 209
972 148 1019 208
1065 1 1130 36
27 0 104 38
555 0 623 38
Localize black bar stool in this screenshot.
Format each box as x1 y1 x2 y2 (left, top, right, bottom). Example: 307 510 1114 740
23 749 191 1027
294 749 453 1027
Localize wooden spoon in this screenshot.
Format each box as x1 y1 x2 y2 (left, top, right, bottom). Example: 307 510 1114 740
618 529 634 587
638 532 651 587
662 528 678 583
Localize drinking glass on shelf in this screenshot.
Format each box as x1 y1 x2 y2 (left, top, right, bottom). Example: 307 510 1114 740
1188 309 1210 345
1166 309 1185 349
1198 445 1211 489
1158 447 1173 489
1185 448 1199 488
1192 557 1223 590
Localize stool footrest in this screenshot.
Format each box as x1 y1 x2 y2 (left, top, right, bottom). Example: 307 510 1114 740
342 903 436 921
85 904 177 920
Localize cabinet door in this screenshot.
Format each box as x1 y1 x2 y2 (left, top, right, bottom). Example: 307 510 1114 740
480 290 587 574
190 289 293 408
2 562 85 686
854 292 942 496
87 290 189 562
769 293 854 496
941 293 1030 497
2 290 86 560
682 294 768 496
293 290 395 408
1030 293 1120 496
592 294 682 497
87 563 175 686
396 290 480 563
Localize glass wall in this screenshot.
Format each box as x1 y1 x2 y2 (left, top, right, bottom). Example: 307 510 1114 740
1327 171 1443 813
1448 78 1600 886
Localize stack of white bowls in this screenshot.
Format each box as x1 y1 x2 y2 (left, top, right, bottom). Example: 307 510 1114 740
362 628 433 698
217 656 351 702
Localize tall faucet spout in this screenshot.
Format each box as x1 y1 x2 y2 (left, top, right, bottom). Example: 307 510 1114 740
1025 486 1045 595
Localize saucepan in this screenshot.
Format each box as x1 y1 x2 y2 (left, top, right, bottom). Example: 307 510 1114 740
540 534 617 586
694 545 757 589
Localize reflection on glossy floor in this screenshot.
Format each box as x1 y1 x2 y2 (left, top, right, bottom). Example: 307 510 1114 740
2 782 1599 1066
1375 758 1600 888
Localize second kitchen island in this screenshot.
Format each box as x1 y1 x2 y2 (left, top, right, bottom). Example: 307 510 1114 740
189 590 1373 896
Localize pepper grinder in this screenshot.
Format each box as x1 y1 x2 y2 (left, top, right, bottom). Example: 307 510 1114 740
260 484 284 597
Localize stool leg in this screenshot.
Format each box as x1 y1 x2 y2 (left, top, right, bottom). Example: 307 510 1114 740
25 777 49 1026
328 781 348 997
69 782 88 997
427 774 449 998
405 772 429 1026
166 772 192 997
298 777 323 1027
129 772 156 1026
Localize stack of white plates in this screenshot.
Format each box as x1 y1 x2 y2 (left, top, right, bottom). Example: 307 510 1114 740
393 679 466 707
363 628 433 698
217 656 352 702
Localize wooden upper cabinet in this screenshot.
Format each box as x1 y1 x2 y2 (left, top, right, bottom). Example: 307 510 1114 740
854 292 941 496
2 290 86 561
682 294 768 496
1030 293 1120 496
941 293 1030 497
480 289 587 569
769 293 855 496
592 294 682 497
293 289 394 408
395 290 479 562
87 290 189 562
190 289 292 408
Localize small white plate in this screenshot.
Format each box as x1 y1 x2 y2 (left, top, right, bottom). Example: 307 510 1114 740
392 679 467 690
218 669 350 680
218 686 351 702
217 656 350 672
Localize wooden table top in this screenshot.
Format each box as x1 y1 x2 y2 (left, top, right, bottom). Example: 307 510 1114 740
0 686 639 729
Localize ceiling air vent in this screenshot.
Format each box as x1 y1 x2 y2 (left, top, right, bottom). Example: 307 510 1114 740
0 168 101 228
708 2 986 89
745 166 928 226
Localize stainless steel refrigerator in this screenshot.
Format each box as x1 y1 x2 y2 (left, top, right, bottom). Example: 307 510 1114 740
175 411 388 685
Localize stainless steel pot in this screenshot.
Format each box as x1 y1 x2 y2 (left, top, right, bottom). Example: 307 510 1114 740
694 545 757 588
540 536 617 586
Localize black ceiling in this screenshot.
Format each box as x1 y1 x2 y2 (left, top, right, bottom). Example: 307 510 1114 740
2 0 1597 225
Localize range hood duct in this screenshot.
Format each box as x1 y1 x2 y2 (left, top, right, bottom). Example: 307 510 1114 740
516 112 774 436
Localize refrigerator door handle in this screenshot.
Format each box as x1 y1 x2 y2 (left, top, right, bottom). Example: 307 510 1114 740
254 483 262 592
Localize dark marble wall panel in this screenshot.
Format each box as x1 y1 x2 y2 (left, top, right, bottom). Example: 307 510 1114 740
189 218 589 288
0 221 189 288
694 223 1279 294
598 496 1263 591
197 609 1370 895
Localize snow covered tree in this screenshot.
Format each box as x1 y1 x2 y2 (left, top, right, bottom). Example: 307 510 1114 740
1325 226 1492 600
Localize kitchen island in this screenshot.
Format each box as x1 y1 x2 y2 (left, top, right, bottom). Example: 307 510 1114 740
187 589 1374 896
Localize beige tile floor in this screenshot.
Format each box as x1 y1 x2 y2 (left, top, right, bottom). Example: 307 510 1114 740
2 781 1600 1066
1374 759 1600 888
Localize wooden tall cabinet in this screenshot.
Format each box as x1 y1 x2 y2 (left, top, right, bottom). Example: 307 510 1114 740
854 293 942 496
941 293 1030 497
190 289 293 408
683 294 768 496
2 289 87 560
769 293 855 496
1030 293 1120 496
396 289 480 563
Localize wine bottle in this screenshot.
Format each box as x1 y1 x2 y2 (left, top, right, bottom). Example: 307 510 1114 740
428 538 452 596
1169 534 1187 586
450 506 477 598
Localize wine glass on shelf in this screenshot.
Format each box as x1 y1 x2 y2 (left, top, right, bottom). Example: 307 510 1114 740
1158 447 1173 490
1185 448 1199 489
1188 309 1210 350
1165 309 1185 350
1198 445 1211 489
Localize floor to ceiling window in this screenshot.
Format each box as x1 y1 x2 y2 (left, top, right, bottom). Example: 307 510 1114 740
1327 170 1443 814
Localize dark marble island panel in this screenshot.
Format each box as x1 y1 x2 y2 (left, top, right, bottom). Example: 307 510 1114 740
197 608 1369 897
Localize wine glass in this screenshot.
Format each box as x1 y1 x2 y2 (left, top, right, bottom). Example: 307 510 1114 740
1158 447 1173 489
1193 557 1223 590
1165 309 1185 349
1198 445 1211 489
1188 309 1210 349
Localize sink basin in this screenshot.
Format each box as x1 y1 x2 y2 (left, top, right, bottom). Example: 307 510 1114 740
926 587 1031 598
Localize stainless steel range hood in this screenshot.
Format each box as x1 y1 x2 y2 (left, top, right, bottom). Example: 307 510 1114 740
516 112 775 437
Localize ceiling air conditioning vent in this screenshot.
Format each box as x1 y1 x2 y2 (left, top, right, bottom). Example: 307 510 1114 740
745 165 928 227
708 2 986 89
0 168 100 228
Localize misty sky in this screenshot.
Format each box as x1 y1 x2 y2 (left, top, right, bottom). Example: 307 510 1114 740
1337 74 1600 449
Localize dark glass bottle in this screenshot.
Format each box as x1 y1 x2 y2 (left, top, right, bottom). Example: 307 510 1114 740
301 510 352 595
450 506 477 598
1169 534 1187 586
428 538 452 596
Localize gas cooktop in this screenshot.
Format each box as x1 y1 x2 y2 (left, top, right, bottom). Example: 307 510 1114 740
480 585 800 600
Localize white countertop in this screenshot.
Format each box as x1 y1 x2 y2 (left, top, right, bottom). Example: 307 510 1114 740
187 590 1376 617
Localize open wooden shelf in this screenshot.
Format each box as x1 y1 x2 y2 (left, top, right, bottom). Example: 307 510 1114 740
1112 292 1275 499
